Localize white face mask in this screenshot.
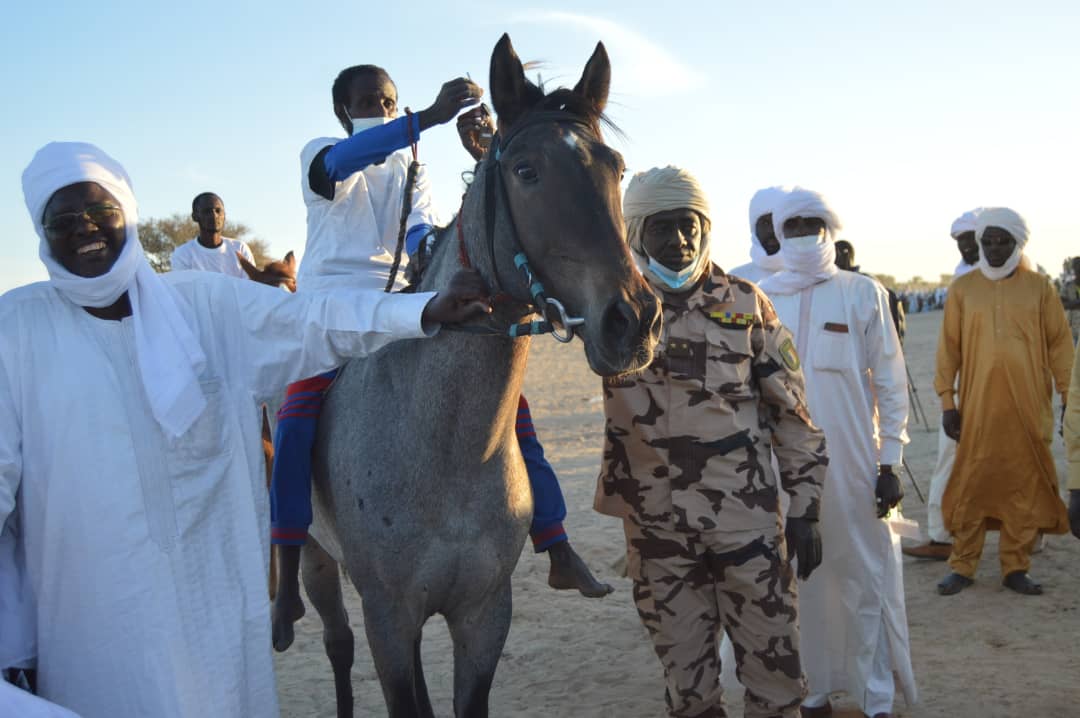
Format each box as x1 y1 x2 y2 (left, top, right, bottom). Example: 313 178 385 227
784 233 824 250
350 115 392 135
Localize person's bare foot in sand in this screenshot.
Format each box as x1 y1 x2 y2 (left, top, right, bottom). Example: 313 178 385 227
547 541 614 597
272 544 307 651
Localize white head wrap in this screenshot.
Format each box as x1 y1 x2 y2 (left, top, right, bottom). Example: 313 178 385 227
623 166 712 293
22 142 207 438
950 210 979 239
758 187 841 296
974 207 1029 281
747 185 789 272
950 208 981 277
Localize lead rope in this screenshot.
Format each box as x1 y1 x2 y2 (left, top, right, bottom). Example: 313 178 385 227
384 108 420 293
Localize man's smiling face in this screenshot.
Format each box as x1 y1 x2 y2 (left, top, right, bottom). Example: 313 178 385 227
42 182 127 277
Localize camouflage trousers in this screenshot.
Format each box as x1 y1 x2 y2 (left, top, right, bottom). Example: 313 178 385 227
624 519 805 718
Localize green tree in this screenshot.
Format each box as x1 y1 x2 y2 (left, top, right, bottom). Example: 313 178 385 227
138 212 273 273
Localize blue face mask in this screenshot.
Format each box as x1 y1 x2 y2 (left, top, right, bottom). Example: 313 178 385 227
646 256 701 290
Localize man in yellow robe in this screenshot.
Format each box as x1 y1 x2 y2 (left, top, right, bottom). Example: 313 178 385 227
934 207 1072 596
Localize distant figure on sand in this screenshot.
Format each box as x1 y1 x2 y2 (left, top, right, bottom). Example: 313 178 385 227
903 209 980 561
759 187 916 718
934 207 1072 597
169 192 255 277
596 166 828 718
1059 256 1080 342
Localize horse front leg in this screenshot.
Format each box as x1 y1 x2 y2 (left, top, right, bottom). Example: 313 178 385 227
301 539 354 718
446 580 513 718
358 586 431 718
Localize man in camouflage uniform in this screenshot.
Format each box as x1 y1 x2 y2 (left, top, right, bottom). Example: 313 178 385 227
595 166 828 718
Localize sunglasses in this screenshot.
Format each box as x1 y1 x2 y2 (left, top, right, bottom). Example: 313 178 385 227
43 203 123 235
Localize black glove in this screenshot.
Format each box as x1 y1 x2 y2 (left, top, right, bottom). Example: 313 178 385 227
875 464 903 519
784 516 822 580
1069 490 1080 540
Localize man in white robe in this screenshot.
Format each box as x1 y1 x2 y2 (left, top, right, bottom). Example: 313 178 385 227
729 186 789 285
903 209 981 560
0 142 489 718
758 188 916 718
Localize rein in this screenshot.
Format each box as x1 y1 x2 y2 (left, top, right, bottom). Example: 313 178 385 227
384 109 420 293
451 110 592 343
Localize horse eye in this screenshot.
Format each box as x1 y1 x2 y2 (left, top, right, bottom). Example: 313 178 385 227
514 163 538 183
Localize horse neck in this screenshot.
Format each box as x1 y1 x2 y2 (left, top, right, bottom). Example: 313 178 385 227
414 207 534 459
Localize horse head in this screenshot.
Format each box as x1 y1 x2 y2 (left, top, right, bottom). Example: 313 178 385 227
238 250 297 293
463 33 661 377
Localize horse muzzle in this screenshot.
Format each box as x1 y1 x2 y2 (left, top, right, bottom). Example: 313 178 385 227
583 291 661 376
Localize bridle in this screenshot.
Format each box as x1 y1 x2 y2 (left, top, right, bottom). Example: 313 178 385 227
453 109 596 343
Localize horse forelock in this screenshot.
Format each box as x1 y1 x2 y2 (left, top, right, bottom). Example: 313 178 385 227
508 82 616 142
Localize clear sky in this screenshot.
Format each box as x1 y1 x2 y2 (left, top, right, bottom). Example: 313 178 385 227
2 1 1078 293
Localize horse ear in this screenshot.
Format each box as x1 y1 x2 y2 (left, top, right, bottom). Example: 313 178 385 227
489 33 528 129
236 251 259 280
573 42 610 114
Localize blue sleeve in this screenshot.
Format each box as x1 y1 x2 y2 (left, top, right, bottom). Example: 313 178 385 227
406 224 434 255
323 114 422 182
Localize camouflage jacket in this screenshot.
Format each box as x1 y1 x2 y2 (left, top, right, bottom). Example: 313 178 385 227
594 264 827 533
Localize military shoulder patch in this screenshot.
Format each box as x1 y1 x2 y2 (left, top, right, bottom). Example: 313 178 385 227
708 311 755 328
779 338 800 371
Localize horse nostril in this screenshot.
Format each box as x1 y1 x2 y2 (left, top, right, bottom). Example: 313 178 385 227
602 299 636 344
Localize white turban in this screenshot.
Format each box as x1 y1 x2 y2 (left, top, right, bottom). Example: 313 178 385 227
623 166 712 291
973 206 1029 281
949 209 980 239
747 185 789 271
22 142 207 438
758 187 841 296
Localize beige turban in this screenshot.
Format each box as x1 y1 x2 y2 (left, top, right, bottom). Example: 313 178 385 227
623 166 711 258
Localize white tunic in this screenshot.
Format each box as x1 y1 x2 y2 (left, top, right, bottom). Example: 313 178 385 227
766 270 917 707
169 236 255 278
298 137 436 293
726 260 774 286
0 272 434 718
0 681 82 717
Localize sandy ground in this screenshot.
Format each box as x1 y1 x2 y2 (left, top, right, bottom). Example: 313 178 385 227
274 310 1080 717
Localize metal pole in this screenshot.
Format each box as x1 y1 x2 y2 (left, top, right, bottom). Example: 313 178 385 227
901 457 926 503
906 365 932 432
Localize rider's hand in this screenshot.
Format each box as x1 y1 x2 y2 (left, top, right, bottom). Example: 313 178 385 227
942 408 962 441
419 78 483 130
875 464 903 519
784 516 822 580
421 269 491 327
457 104 495 162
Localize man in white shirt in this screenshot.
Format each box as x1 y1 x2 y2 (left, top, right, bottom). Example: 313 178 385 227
169 192 255 277
758 188 916 718
902 210 980 561
0 141 488 718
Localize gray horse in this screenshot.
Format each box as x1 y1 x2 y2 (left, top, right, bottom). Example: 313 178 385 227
299 34 661 718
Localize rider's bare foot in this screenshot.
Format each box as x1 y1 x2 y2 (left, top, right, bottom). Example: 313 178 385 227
547 541 614 598
272 544 307 652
